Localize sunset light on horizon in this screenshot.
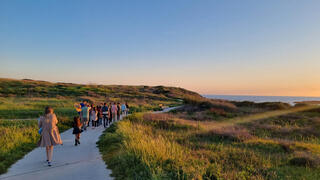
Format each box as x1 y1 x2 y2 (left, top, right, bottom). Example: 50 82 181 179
1 0 320 97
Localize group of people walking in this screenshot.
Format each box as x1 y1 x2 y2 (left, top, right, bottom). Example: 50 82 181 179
78 101 129 130
74 101 129 146
37 101 130 167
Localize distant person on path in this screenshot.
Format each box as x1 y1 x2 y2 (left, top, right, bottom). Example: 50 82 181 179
80 101 85 108
125 102 130 115
80 104 90 130
108 103 113 123
74 103 82 115
90 104 94 127
111 102 118 122
102 103 109 128
90 107 98 128
38 107 63 167
72 116 82 146
97 105 103 126
121 103 127 116
117 103 121 121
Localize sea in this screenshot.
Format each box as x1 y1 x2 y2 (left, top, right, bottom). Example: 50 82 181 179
203 95 320 105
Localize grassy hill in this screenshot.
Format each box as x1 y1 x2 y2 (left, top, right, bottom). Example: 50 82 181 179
0 77 202 174
3 78 319 179
98 98 320 179
0 78 201 119
0 78 200 101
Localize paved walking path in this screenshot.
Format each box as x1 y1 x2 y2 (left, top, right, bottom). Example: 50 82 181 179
0 121 116 180
0 107 180 180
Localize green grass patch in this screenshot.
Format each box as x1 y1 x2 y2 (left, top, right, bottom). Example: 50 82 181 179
98 110 320 179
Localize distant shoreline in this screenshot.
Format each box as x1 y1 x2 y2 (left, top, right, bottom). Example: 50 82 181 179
203 94 320 105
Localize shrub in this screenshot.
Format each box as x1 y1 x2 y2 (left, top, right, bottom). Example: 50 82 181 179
289 152 320 168
208 126 253 142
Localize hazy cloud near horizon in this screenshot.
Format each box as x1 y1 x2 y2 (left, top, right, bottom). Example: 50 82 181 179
1 0 320 97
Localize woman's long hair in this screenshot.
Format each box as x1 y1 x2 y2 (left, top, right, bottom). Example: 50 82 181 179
45 106 53 116
74 116 81 127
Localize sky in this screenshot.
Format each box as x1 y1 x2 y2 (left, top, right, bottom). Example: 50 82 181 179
1 0 320 97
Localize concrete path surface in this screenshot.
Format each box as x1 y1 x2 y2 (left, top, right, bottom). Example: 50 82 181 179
0 123 113 180
154 106 182 113
0 107 178 180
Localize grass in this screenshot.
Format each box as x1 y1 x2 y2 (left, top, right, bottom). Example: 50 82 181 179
4 78 320 179
0 98 174 175
98 99 320 180
0 115 75 174
0 96 77 174
98 114 203 179
0 120 39 174
0 78 197 175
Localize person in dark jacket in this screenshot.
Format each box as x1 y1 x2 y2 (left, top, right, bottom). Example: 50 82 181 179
117 102 121 121
101 103 109 128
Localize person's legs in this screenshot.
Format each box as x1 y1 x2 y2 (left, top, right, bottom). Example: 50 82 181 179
74 134 78 146
107 115 111 125
76 134 81 144
46 146 53 166
86 118 89 130
83 117 87 130
48 146 53 162
103 116 106 127
46 146 49 161
80 117 84 130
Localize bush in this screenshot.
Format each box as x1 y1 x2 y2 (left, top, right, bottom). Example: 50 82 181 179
289 153 320 168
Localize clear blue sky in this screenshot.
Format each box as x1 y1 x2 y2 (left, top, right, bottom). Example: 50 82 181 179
1 0 320 96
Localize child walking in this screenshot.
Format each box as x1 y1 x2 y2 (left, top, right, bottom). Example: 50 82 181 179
72 117 83 146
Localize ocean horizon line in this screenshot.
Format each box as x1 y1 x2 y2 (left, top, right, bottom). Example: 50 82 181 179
203 94 320 98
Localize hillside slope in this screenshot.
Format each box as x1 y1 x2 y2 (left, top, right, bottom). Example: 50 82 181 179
0 78 201 101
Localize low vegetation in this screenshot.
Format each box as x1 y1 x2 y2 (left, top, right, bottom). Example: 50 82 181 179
0 120 38 174
0 78 199 175
98 99 320 180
